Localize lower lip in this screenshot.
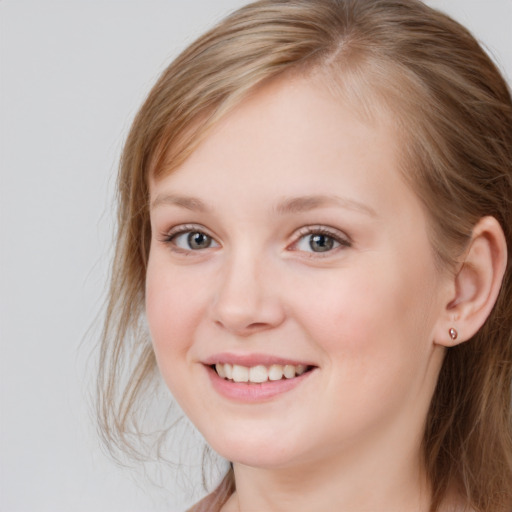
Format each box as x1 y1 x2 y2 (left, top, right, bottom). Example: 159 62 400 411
205 365 314 402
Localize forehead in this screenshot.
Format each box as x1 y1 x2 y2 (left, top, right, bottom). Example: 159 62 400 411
152 75 396 188
148 75 423 230
150 53 418 186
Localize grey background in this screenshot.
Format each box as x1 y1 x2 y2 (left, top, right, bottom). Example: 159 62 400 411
1 1 511 511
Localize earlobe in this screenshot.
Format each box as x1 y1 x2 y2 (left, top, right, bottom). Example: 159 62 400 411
435 216 507 347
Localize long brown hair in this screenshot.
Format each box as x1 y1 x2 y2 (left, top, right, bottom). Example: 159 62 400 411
97 1 512 510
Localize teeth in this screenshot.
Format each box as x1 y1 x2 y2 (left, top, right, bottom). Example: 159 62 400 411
268 364 284 381
296 364 306 376
215 363 226 378
249 365 268 383
232 364 249 382
283 364 295 379
214 362 309 383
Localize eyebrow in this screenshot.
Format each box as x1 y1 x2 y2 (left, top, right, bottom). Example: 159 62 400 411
151 193 376 217
274 194 376 217
151 194 211 212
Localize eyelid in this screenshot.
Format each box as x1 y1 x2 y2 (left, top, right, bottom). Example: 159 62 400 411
288 225 352 254
158 223 350 255
160 224 220 251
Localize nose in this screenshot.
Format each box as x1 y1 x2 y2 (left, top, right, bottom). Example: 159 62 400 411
211 251 286 336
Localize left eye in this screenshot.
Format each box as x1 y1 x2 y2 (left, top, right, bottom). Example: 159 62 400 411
293 231 348 253
170 230 219 250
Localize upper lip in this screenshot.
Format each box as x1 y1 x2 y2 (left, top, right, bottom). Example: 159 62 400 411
202 352 317 367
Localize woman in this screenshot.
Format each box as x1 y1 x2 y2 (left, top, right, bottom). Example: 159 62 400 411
97 0 512 510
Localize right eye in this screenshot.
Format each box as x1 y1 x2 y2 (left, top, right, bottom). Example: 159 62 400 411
165 228 220 251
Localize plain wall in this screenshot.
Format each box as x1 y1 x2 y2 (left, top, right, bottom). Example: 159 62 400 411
1 1 510 511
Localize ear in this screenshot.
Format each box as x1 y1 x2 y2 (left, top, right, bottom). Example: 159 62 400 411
434 216 507 347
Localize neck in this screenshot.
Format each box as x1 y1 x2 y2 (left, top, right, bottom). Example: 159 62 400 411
223 433 431 512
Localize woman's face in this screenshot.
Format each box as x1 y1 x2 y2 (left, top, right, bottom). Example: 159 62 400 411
146 76 450 469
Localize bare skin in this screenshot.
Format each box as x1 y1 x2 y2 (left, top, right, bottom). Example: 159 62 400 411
148 76 506 512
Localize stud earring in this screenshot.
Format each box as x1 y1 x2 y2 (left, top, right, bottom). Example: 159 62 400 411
449 327 458 340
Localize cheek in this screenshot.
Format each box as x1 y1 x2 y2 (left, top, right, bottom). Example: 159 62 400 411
290 257 439 383
145 255 208 381
286 263 441 445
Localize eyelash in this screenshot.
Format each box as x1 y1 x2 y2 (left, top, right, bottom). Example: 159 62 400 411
290 226 352 256
160 224 352 255
160 224 218 253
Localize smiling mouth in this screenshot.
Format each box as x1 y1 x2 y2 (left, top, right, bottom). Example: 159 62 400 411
212 363 315 384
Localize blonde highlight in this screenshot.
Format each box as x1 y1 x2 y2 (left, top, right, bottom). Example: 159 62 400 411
97 1 512 509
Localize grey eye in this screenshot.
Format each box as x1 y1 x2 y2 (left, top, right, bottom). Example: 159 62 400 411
186 231 213 250
294 231 343 253
308 234 335 252
170 230 218 250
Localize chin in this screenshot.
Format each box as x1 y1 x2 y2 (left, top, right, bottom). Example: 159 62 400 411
203 425 315 470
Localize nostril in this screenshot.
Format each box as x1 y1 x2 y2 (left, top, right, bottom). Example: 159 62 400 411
211 278 286 334
247 322 270 330
214 319 275 336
